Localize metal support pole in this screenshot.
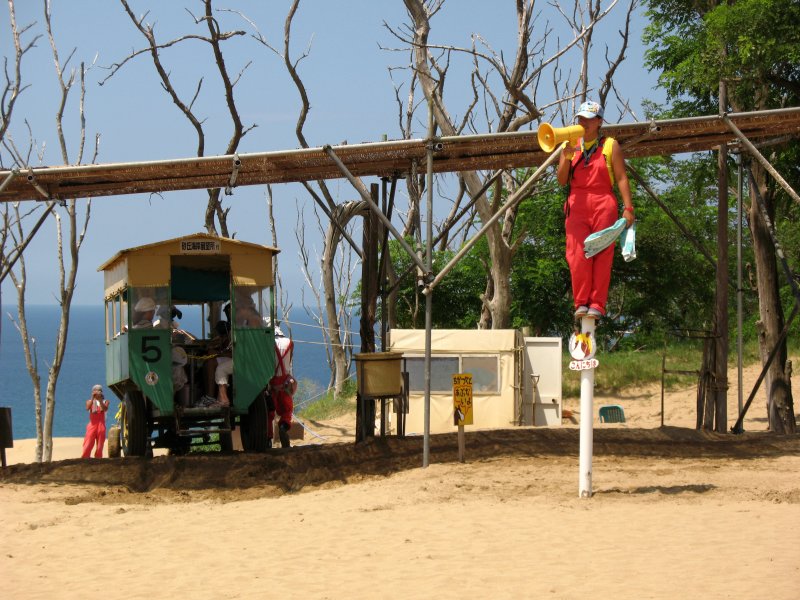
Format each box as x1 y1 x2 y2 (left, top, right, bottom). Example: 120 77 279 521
578 316 596 498
323 145 427 274
723 115 800 205
736 157 744 416
423 101 435 468
424 150 560 292
714 86 729 433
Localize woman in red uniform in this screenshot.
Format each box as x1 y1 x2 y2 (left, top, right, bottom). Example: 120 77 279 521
556 100 634 319
81 384 110 458
269 326 296 448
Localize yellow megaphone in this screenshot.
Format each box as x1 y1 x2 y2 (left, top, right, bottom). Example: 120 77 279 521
537 123 585 153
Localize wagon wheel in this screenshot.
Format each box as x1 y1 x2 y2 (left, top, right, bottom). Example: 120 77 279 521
120 390 147 457
219 431 234 452
242 393 268 453
107 425 121 458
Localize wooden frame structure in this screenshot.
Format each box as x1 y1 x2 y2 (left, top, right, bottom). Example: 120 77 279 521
1 106 799 462
1 107 799 203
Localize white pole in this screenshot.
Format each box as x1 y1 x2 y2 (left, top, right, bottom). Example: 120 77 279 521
578 316 596 498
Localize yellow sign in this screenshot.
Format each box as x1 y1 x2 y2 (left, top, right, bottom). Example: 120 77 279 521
453 373 473 426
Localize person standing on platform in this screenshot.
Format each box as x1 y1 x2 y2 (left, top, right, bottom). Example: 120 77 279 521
556 100 634 320
81 384 110 458
269 326 296 448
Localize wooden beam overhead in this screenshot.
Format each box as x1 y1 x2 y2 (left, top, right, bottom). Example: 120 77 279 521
1 107 799 203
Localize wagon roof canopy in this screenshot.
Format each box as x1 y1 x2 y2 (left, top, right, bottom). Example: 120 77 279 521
3 107 799 203
97 231 279 273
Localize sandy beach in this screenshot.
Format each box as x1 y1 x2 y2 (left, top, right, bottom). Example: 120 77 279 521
1 360 799 599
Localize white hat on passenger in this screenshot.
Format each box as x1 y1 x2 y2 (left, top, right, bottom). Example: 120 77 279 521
134 297 156 312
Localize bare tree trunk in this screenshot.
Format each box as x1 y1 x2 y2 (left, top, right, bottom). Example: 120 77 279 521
322 202 364 395
114 0 254 236
748 162 795 433
6 221 43 460
404 0 513 328
727 72 796 433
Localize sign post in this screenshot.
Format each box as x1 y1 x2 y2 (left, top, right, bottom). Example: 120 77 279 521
452 373 473 463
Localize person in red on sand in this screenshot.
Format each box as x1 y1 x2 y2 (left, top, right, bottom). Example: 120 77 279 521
556 100 634 320
269 325 296 448
81 384 110 458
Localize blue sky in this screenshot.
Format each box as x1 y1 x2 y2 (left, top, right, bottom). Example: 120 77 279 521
0 0 662 308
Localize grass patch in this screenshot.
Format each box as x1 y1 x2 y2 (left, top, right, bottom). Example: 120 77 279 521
297 378 357 421
563 336 778 398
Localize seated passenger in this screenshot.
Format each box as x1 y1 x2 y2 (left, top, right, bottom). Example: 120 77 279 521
171 346 191 408
198 320 232 408
236 303 263 328
155 305 196 343
132 297 156 329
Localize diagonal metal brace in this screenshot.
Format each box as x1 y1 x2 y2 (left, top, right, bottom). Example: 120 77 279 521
323 144 427 274
0 168 19 195
423 149 560 293
723 114 800 205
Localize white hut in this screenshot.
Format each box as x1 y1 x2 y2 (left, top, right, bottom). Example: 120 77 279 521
388 329 562 434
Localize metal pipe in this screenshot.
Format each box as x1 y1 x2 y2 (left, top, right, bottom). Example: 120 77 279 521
423 102 435 469
731 303 798 434
626 164 717 269
384 169 504 297
736 157 744 415
723 114 800 205
0 168 19 194
424 150 559 292
302 182 364 259
0 201 57 284
323 145 427 274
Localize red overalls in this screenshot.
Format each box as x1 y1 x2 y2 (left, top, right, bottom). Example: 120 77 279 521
565 138 618 315
81 402 107 458
268 339 295 435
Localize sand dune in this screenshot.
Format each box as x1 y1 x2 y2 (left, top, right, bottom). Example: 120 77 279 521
1 359 798 599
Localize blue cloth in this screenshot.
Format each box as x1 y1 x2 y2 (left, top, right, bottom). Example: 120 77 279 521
583 218 636 262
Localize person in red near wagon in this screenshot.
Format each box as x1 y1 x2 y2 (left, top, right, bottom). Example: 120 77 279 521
556 100 634 320
81 384 110 458
269 325 297 448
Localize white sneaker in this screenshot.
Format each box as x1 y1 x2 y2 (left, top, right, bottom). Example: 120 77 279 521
574 305 589 318
587 307 603 319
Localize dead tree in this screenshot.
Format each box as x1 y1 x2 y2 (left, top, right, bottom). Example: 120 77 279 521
253 0 373 395
2 0 95 462
105 0 257 236
395 0 631 328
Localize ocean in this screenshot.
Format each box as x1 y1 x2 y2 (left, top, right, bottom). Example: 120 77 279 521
0 304 348 440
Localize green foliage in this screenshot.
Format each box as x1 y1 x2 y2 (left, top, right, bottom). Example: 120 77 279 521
387 237 485 329
643 0 800 112
511 179 574 336
298 378 357 421
563 336 770 398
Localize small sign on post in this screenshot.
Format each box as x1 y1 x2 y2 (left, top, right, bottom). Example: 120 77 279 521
453 373 473 462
